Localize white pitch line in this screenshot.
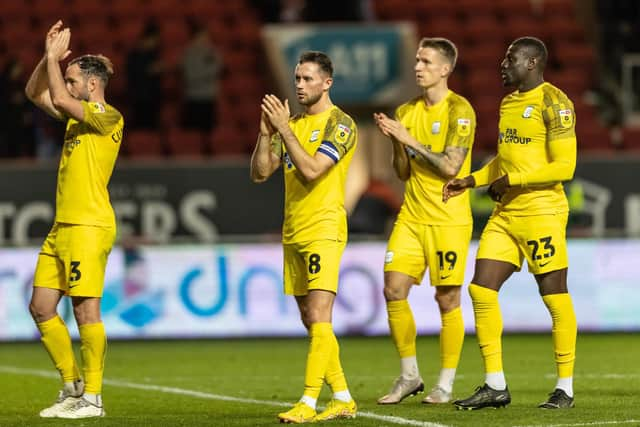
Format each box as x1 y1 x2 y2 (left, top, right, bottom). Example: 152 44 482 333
0 366 450 427
514 421 640 427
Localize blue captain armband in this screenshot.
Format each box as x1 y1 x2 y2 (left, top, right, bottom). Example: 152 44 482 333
317 141 340 163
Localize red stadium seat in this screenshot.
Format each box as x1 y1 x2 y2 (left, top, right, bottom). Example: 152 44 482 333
109 0 147 19
545 16 585 42
575 115 612 151
463 15 504 44
68 0 104 17
209 124 254 157
159 19 190 49
458 41 505 70
418 17 461 42
553 42 596 69
546 69 592 99
541 0 575 19
184 0 225 18
166 128 205 157
465 68 505 98
413 1 458 21
504 17 548 41
621 127 640 150
125 130 165 157
30 0 68 20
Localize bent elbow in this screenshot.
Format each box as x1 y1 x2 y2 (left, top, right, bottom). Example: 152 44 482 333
250 170 268 183
50 95 66 110
300 170 320 183
24 87 34 102
560 163 576 182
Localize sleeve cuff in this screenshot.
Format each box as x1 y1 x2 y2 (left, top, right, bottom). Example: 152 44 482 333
508 172 525 187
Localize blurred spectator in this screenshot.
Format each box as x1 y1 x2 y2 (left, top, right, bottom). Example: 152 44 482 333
0 58 36 157
126 21 163 129
280 0 305 22
32 109 63 160
180 19 223 133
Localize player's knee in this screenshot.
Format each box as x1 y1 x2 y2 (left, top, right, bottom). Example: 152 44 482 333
72 298 102 325
302 306 330 324
383 283 407 301
434 287 460 312
29 300 56 323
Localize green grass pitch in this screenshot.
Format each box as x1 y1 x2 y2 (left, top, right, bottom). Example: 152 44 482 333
1 333 638 426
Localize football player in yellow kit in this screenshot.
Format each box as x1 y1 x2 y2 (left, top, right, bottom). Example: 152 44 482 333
251 51 357 423
374 37 476 405
26 20 123 419
444 36 577 410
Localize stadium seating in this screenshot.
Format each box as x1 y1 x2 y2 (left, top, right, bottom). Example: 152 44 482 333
125 130 165 157
166 128 205 157
372 0 614 152
0 0 620 157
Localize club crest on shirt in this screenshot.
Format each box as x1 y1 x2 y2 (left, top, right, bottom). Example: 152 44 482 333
456 118 471 137
522 106 534 118
283 152 293 169
558 109 573 128
431 121 441 134
91 102 106 113
310 130 320 142
335 124 351 144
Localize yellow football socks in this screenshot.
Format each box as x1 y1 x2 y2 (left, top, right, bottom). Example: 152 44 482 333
325 330 348 393
387 299 417 358
440 306 464 370
542 293 577 378
469 284 503 373
303 322 333 400
79 322 107 394
37 315 80 383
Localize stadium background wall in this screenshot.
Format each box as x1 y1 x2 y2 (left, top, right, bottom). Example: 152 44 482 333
0 158 639 246
1 240 638 341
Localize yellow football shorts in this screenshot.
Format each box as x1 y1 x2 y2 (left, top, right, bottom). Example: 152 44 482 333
33 222 116 297
477 211 569 274
283 240 346 296
384 220 472 286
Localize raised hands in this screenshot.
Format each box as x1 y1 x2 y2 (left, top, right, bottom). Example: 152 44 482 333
261 94 290 134
260 111 276 137
45 20 72 62
373 112 411 144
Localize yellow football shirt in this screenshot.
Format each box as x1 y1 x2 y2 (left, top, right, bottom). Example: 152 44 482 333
473 82 576 215
55 101 124 227
396 90 475 225
271 105 357 244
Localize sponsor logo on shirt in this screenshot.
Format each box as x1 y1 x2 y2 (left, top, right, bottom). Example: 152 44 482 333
522 106 534 118
457 118 471 137
91 102 106 113
384 251 394 264
499 128 532 144
431 121 441 134
335 123 351 144
283 152 293 169
310 130 320 142
558 109 573 128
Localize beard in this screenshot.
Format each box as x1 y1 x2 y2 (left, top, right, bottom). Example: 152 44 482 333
299 91 322 106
